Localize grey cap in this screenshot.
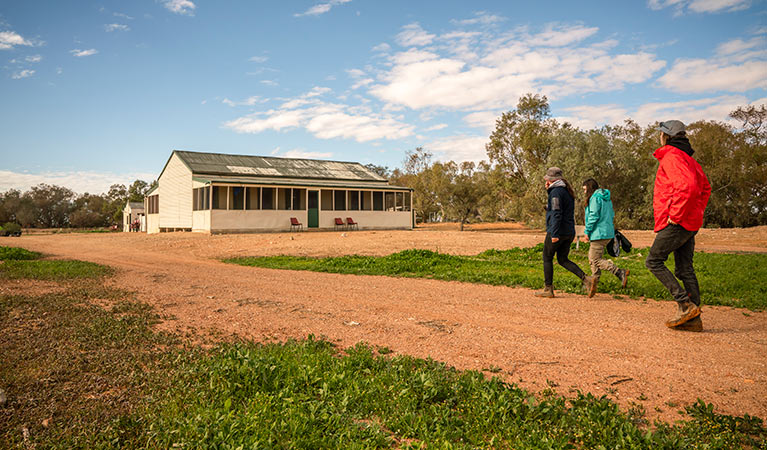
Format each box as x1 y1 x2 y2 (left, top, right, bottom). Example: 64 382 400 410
658 120 686 136
544 167 563 181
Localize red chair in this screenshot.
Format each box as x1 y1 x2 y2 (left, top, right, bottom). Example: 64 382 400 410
346 217 358 231
290 217 303 232
334 217 346 231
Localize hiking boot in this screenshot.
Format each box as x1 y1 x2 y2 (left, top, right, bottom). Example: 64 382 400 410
582 275 598 298
534 285 555 298
617 269 630 289
671 315 703 332
665 300 701 328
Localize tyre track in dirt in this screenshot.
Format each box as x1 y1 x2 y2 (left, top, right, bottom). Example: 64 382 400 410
9 231 767 424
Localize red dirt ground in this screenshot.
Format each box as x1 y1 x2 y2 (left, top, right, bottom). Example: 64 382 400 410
6 226 767 424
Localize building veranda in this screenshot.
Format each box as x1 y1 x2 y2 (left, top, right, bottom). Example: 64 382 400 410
144 150 414 234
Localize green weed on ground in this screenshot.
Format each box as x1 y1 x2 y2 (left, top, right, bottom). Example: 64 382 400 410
225 245 767 310
0 245 41 261
2 246 764 449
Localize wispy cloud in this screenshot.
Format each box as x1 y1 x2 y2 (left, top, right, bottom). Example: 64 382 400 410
162 0 196 16
452 12 505 26
11 69 35 79
224 87 414 143
70 48 98 57
249 55 269 63
295 0 352 17
280 149 334 159
426 135 488 162
104 23 130 32
555 95 753 129
0 170 157 194
370 23 665 111
221 96 266 107
648 0 751 13
396 23 436 47
0 30 42 50
113 12 134 20
658 34 766 93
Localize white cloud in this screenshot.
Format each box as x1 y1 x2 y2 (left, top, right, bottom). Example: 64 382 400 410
224 89 414 143
113 12 135 20
0 170 157 194
70 48 98 57
11 69 35 79
104 23 130 32
424 123 448 131
0 30 39 50
396 23 436 47
659 59 766 93
452 12 505 26
162 0 196 16
372 43 391 53
463 111 499 132
281 150 334 159
426 135 488 162
370 23 665 111
295 0 352 17
648 0 751 13
526 23 599 47
221 96 265 107
24 54 42 63
556 95 752 129
249 55 268 63
260 79 278 86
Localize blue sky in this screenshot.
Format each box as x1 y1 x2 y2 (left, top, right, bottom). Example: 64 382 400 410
1 0 765 193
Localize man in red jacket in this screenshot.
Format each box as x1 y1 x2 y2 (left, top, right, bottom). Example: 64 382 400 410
645 120 711 331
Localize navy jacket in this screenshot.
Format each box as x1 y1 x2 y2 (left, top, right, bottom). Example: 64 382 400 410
546 184 575 238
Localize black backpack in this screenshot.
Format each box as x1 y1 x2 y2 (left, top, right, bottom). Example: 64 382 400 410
606 230 632 257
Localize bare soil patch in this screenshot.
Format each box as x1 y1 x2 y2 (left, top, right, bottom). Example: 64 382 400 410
7 227 767 424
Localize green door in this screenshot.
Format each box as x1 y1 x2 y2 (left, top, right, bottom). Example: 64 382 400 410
308 190 319 228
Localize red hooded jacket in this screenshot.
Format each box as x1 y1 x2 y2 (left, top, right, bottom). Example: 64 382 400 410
652 145 711 232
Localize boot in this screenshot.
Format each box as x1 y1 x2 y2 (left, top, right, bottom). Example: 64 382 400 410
534 285 555 298
672 315 703 332
665 300 701 328
617 269 630 289
582 275 598 298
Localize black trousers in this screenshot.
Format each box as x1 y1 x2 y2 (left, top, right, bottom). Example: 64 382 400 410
543 233 585 287
645 224 700 305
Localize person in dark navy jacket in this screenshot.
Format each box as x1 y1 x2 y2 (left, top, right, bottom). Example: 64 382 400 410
535 167 597 298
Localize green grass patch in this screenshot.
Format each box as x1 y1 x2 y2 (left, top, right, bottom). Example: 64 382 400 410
0 245 42 260
225 245 767 310
2 251 764 448
106 339 764 449
0 259 112 280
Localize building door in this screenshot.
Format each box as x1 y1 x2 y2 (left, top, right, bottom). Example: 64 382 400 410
308 190 319 228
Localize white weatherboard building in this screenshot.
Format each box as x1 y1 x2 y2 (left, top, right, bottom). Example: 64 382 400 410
144 150 414 234
122 201 145 232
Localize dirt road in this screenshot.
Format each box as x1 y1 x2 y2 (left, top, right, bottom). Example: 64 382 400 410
7 228 767 424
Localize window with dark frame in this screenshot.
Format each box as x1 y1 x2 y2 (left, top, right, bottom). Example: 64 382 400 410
404 191 411 211
246 187 260 210
292 188 306 210
372 191 383 211
385 192 395 211
212 186 227 210
262 187 275 210
334 190 346 210
278 188 291 210
321 189 333 210
395 192 404 211
348 190 359 211
361 191 372 210
230 187 245 210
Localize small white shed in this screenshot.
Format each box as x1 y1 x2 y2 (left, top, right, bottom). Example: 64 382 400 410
122 201 145 232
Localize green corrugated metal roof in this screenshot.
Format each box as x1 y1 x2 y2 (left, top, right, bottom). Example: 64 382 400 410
192 176 412 191
175 150 387 182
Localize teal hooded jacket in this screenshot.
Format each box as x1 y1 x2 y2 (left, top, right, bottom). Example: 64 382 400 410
584 189 615 241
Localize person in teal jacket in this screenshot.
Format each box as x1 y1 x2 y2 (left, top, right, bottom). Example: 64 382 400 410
582 179 629 296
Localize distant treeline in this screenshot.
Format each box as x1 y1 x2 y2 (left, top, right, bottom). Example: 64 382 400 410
1 95 764 230
0 180 155 229
387 95 766 230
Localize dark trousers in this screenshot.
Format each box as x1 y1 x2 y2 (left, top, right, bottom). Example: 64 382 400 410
543 233 585 287
645 224 700 305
